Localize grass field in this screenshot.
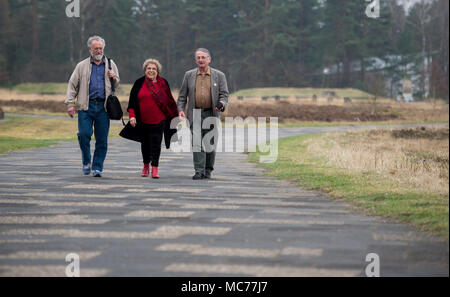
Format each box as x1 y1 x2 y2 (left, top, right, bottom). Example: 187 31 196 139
0 115 124 154
231 87 374 99
6 82 135 96
10 83 68 94
224 101 449 123
1 87 448 124
0 137 60 155
5 84 373 97
1 84 447 239
249 127 449 240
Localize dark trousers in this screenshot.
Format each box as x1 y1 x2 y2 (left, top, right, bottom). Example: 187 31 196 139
141 122 164 167
191 109 217 174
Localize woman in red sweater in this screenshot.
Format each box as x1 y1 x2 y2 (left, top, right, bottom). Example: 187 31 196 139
127 59 179 178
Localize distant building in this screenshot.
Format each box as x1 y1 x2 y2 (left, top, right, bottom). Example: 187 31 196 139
402 79 414 102
322 53 432 100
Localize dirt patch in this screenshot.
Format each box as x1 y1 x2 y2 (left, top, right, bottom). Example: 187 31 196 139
391 127 449 140
2 98 448 124
224 101 400 122
0 99 67 113
0 99 130 114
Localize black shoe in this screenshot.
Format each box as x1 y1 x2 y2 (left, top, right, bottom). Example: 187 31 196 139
192 172 204 180
203 171 211 179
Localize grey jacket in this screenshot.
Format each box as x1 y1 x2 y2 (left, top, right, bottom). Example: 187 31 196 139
177 67 229 125
65 57 120 111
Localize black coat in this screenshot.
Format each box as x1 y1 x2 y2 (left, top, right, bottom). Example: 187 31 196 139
121 76 178 149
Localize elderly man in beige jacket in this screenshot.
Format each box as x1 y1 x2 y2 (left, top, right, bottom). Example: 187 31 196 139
65 36 120 177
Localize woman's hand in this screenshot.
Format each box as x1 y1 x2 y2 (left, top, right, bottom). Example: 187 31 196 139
130 117 137 127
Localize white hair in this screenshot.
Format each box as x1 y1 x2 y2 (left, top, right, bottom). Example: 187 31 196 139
195 48 211 59
142 59 162 74
87 36 106 49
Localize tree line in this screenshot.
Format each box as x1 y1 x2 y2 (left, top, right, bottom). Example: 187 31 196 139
0 0 448 100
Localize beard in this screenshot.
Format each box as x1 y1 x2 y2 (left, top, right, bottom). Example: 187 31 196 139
91 53 103 61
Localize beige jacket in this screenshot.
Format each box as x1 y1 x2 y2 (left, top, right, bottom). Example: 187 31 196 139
65 57 120 110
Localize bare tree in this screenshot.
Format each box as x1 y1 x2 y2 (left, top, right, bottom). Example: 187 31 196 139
407 0 432 98
31 0 39 60
0 0 11 82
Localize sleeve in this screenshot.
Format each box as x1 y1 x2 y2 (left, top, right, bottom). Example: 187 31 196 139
111 60 120 88
65 64 80 108
177 72 189 112
127 80 139 112
218 72 229 108
128 108 136 119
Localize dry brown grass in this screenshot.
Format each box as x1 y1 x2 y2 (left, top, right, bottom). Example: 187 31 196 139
305 126 449 196
0 116 79 139
229 95 387 105
0 87 177 115
223 100 449 123
1 87 448 123
0 87 174 103
0 89 64 102
0 116 124 140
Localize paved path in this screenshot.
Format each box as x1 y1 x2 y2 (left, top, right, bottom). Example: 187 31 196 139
0 124 448 276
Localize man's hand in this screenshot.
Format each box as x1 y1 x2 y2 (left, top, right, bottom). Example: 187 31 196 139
215 101 225 112
107 70 115 79
67 107 76 118
130 117 137 127
179 111 186 120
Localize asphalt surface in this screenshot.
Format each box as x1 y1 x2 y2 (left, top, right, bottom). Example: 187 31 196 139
0 123 448 276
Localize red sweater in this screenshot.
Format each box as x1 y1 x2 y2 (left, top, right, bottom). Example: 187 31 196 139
129 79 166 125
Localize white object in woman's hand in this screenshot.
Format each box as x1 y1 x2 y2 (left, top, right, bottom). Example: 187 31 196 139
130 117 137 127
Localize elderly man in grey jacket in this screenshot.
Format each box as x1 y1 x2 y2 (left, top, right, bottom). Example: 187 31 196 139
177 48 229 180
65 36 120 177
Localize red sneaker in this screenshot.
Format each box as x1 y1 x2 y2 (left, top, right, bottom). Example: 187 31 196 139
151 166 160 179
141 164 150 177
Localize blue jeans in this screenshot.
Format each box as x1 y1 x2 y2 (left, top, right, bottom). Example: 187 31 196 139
77 100 110 172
